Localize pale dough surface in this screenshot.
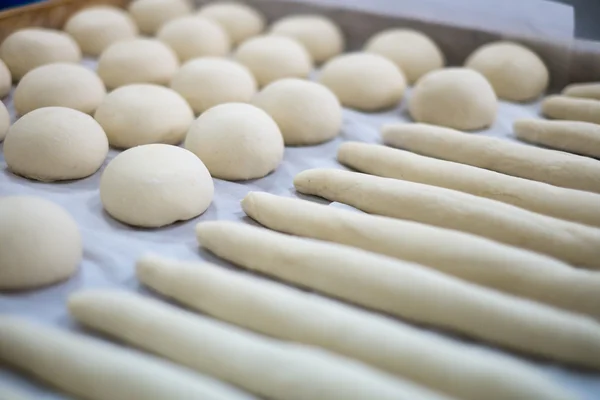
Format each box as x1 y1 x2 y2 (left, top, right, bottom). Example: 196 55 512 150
562 82 600 100
198 1 265 46
128 0 191 35
542 95 600 125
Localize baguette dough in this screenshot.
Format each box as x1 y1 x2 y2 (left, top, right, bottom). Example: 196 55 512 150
198 2 265 46
0 59 11 97
562 82 600 100
338 142 600 227
383 123 600 193
128 0 191 35
542 95 600 125
137 254 574 400
196 220 600 369
0 317 250 400
69 290 448 400
0 101 9 141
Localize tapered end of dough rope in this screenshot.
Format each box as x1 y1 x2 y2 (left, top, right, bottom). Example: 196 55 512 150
136 253 166 282
241 191 259 217
336 141 361 164
293 168 322 194
195 221 227 248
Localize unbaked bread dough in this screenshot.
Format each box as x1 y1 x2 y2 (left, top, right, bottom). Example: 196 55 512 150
409 68 497 130
0 59 11 97
100 144 214 228
318 52 406 111
253 78 342 145
465 41 548 102
14 62 106 116
270 15 344 64
94 84 193 149
157 16 230 62
0 196 81 290
170 57 257 114
198 1 265 46
542 95 600 125
364 29 444 84
234 35 313 87
0 28 81 80
128 0 191 35
562 82 600 100
0 101 9 142
63 6 138 56
4 107 108 181
185 103 284 180
97 38 179 90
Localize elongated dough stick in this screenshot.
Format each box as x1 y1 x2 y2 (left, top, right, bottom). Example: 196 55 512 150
195 220 600 369
294 168 600 268
514 119 600 158
337 141 600 226
382 123 600 193
542 95 600 124
0 316 252 400
69 290 447 400
138 254 575 400
242 192 600 319
563 82 600 100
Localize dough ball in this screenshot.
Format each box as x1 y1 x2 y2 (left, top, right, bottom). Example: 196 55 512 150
4 107 108 181
409 67 497 130
0 59 11 97
253 78 342 145
63 6 138 56
185 103 284 180
14 63 106 116
465 41 549 102
270 15 344 64
100 144 214 228
94 84 193 149
198 1 265 46
0 101 9 142
97 38 179 89
157 16 230 62
128 0 191 35
170 57 257 114
235 35 313 87
0 28 81 80
318 52 406 111
364 29 444 84
0 196 81 290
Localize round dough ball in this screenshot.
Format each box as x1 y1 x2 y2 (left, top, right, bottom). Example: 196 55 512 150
94 84 193 149
64 6 138 56
0 28 81 80
253 78 342 145
235 35 312 87
364 29 444 84
100 144 214 228
319 52 406 111
14 63 106 116
128 0 191 35
409 67 497 130
0 59 11 97
185 103 284 180
0 196 81 290
4 107 108 181
97 38 179 89
465 41 549 102
170 57 257 114
270 15 344 64
157 16 230 62
0 101 9 142
198 1 265 46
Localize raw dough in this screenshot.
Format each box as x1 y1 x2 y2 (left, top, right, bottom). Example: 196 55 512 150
14 62 106 115
184 103 284 180
253 78 342 145
69 290 448 400
382 123 600 193
196 220 600 369
157 16 230 62
465 41 548 102
0 196 81 290
409 68 496 130
4 107 108 181
170 57 257 114
270 15 344 64
0 59 11 97
318 52 406 111
97 38 179 90
128 0 191 35
234 36 313 87
364 29 444 84
0 317 250 400
0 28 81 80
198 1 265 46
94 84 193 149
542 95 600 125
0 101 9 142
63 6 138 56
100 144 214 228
514 119 600 159
138 254 572 400
562 82 600 100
